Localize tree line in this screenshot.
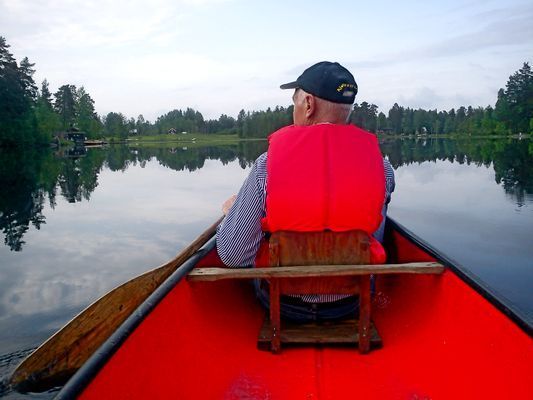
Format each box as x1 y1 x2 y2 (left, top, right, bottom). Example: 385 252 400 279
1 35 531 147
350 62 532 136
101 105 294 139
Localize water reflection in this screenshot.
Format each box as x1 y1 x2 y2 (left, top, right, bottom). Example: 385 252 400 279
381 137 533 206
2 138 532 252
0 141 267 252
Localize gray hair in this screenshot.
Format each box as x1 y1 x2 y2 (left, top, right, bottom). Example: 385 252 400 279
297 89 353 124
314 96 353 123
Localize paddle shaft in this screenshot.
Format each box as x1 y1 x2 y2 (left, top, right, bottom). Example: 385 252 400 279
10 216 223 392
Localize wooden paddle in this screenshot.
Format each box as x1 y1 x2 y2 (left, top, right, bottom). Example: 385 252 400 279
10 216 224 392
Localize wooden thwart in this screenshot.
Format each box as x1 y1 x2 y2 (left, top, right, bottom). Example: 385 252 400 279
188 262 445 281
257 318 382 350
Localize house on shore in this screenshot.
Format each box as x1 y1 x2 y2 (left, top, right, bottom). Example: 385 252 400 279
56 128 87 143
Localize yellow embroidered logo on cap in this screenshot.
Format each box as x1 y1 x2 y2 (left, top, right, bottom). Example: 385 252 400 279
337 83 356 92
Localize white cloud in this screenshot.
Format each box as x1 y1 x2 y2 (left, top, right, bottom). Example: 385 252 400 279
2 0 233 51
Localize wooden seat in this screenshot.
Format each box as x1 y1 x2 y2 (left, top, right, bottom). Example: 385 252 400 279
188 231 444 354
262 230 376 354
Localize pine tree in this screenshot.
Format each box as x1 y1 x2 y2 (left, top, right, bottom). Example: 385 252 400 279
40 79 53 108
0 37 33 145
444 109 456 134
136 114 148 135
104 112 127 137
54 84 77 130
401 108 414 134
455 106 467 132
19 57 38 104
351 102 378 132
76 86 101 137
377 112 388 132
35 79 60 139
495 62 533 133
0 36 16 66
237 109 246 137
388 103 403 134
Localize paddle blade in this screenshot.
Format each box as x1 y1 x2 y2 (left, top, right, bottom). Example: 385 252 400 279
10 264 174 391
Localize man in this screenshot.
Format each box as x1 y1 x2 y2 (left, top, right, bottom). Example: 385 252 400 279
216 61 395 321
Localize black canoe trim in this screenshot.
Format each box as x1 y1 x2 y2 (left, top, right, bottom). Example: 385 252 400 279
388 218 532 337
55 238 217 400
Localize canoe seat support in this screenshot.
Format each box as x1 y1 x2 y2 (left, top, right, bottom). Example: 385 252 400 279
188 230 444 354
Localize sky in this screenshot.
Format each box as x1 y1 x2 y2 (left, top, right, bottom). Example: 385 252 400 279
1 0 532 121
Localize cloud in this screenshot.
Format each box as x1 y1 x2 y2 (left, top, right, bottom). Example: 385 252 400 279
396 87 443 110
415 6 533 58
395 87 479 110
2 1 174 51
1 0 232 52
346 3 533 71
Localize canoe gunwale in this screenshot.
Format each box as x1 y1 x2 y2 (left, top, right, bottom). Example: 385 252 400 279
387 218 532 336
55 238 217 400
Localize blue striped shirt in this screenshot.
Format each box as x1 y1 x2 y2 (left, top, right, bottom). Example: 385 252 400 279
216 151 395 303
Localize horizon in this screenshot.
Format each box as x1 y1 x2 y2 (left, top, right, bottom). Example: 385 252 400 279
1 0 532 121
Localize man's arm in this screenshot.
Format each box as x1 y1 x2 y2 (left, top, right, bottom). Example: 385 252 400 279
384 158 395 205
374 158 395 243
216 153 267 267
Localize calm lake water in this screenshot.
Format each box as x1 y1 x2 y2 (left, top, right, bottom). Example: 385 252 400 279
0 137 532 397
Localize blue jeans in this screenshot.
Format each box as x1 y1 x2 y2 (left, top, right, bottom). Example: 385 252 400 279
253 279 359 322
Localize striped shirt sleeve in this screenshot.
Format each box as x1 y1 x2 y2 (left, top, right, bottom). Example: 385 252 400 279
384 158 395 205
216 152 267 267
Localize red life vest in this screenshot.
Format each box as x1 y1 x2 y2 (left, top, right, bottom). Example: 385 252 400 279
258 123 386 265
261 123 385 233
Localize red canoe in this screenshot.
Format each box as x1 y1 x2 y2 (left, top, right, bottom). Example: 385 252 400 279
57 218 532 399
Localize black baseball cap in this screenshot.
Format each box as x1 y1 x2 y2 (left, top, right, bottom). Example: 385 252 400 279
280 61 358 104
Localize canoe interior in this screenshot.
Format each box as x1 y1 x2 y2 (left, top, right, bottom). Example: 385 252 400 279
75 223 532 399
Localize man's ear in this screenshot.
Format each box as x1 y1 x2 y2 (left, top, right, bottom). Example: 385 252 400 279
305 94 316 118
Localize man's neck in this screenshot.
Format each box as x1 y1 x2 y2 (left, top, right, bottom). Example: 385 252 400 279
306 119 348 126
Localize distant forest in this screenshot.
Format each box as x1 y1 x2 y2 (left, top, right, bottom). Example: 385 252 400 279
1 35 532 147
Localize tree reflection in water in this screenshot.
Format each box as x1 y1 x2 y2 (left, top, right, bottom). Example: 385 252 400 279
381 137 533 207
0 138 531 251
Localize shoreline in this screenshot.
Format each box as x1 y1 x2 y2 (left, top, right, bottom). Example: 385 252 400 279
1 132 531 151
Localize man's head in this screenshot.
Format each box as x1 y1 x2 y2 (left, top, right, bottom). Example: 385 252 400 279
281 61 357 126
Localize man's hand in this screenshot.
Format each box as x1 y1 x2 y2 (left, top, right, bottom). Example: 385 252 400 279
222 194 237 215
